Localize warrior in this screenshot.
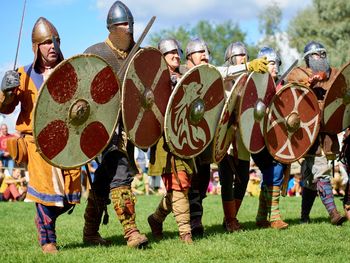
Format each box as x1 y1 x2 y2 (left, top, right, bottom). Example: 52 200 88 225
287 41 346 225
82 1 148 248
148 38 195 244
0 17 81 254
218 42 255 232
251 47 289 229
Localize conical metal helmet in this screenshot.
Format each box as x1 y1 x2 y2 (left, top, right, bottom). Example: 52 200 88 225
31 17 62 68
106 1 134 33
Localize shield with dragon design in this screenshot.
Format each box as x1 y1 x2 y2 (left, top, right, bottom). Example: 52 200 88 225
323 61 350 134
238 72 276 153
164 64 225 159
212 73 248 163
122 47 172 149
265 83 320 164
33 54 121 168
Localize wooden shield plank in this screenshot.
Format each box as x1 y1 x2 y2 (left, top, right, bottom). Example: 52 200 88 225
265 83 320 164
323 62 350 134
34 54 121 168
122 47 172 149
164 64 224 159
212 73 248 163
238 72 276 153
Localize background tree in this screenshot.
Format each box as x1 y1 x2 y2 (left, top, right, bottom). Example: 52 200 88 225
149 20 257 65
287 0 350 67
257 1 282 50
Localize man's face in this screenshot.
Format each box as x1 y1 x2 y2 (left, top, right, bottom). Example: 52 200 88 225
164 50 180 72
267 61 279 79
0 125 8 135
234 54 246 65
109 22 130 34
188 50 209 68
38 39 58 66
311 51 327 60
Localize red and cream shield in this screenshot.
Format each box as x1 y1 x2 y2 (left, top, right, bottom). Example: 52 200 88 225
238 72 276 153
323 62 350 134
122 47 171 149
34 54 121 168
265 83 320 164
164 64 225 159
212 73 248 163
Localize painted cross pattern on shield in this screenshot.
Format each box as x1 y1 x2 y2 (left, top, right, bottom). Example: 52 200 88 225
34 54 120 168
239 72 275 153
323 62 350 134
213 73 247 163
165 64 224 159
122 48 171 149
265 85 320 163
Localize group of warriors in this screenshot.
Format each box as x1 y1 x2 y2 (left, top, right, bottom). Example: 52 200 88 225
1 0 350 254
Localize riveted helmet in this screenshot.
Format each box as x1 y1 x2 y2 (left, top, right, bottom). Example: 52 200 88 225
158 38 183 58
106 1 134 34
185 38 210 59
31 17 63 69
257 47 281 66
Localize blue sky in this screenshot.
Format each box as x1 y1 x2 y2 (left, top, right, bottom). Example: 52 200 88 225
0 0 311 132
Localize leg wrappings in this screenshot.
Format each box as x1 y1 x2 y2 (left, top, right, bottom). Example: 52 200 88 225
152 193 172 223
317 179 336 215
172 190 191 236
256 186 268 222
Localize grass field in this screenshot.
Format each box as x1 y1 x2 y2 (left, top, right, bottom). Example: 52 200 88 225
1 194 350 263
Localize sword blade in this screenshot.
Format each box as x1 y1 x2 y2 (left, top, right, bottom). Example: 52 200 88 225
117 16 156 77
276 59 298 86
13 0 27 70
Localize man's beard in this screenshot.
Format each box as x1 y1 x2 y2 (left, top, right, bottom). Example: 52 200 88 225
309 57 330 77
108 27 134 51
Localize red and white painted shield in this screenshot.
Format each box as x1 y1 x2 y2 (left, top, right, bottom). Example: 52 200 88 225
164 64 224 159
238 72 276 153
265 83 320 164
212 73 248 163
33 54 121 169
323 62 350 134
122 47 171 149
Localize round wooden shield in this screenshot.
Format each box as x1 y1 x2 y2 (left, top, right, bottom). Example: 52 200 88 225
33 54 121 169
122 47 172 149
323 62 350 134
265 83 320 164
238 72 276 153
212 73 248 163
164 64 224 159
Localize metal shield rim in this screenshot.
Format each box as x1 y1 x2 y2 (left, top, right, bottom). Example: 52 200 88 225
164 63 224 159
33 53 121 169
121 47 171 149
264 83 320 164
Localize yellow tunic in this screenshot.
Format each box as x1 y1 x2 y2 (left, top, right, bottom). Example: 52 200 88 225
0 64 81 206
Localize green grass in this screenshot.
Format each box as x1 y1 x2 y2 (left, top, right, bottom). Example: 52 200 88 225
1 195 349 262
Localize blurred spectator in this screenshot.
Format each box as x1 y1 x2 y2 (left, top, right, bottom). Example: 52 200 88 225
331 162 348 196
131 169 151 195
246 169 261 197
0 167 27 201
287 174 302 197
81 160 98 198
208 171 221 195
0 124 15 174
134 147 149 173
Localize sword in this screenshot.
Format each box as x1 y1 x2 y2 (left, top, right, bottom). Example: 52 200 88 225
13 0 27 70
275 59 298 87
117 16 156 77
